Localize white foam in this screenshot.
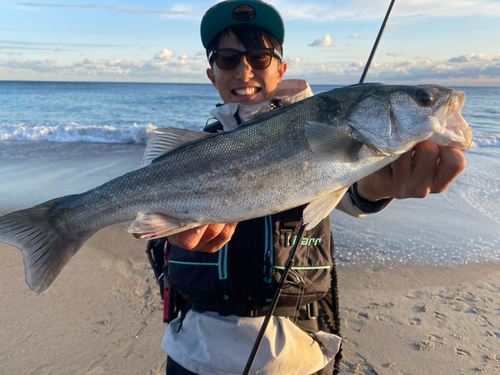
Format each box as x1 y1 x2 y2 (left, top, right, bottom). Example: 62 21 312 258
0 122 157 144
0 122 497 148
472 133 500 148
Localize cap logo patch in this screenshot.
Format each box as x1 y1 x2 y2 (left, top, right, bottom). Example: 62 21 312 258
232 5 256 22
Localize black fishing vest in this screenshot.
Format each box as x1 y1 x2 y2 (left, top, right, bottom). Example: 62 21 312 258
167 205 332 316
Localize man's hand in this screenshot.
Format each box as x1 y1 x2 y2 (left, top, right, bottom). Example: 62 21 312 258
167 222 238 253
357 141 467 202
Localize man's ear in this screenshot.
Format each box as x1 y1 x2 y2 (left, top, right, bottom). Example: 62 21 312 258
277 61 287 83
207 68 217 88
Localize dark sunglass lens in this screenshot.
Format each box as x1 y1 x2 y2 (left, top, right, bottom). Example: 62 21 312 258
216 50 240 70
247 50 273 69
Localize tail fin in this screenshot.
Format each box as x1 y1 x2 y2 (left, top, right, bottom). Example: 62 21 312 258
0 195 93 295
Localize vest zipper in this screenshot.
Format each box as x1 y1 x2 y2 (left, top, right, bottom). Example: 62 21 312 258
263 215 274 283
218 243 228 280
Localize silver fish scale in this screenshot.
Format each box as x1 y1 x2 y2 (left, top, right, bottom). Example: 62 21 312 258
52 84 451 233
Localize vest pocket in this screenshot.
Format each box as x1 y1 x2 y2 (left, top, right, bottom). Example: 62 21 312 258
273 215 333 307
168 245 231 306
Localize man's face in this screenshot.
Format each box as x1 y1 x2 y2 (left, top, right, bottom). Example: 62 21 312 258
207 31 287 105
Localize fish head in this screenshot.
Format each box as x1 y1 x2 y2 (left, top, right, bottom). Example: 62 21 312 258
345 84 473 155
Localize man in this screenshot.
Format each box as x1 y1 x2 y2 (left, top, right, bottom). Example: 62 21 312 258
158 1 466 374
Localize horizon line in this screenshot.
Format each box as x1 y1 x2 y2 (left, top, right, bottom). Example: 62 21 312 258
1 79 499 88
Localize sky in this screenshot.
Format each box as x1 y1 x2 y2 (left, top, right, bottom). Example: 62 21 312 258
1 0 500 86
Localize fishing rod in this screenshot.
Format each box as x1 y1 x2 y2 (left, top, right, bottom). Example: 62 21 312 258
243 1 397 374
359 0 396 84
242 224 306 375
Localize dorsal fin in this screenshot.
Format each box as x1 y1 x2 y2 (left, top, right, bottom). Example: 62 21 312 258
141 128 215 167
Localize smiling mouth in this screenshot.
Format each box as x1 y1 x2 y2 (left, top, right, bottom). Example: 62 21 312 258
232 87 261 96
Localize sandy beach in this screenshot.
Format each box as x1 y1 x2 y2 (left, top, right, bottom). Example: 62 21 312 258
1 223 499 375
337 263 500 374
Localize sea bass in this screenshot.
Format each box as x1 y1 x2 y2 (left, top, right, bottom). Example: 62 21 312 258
0 84 472 294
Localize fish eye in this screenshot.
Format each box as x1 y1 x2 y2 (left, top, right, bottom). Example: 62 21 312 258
415 89 434 107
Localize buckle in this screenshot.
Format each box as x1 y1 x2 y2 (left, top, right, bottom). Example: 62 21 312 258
305 302 318 320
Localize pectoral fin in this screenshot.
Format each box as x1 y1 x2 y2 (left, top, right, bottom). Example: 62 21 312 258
303 186 349 230
305 121 364 162
127 212 200 239
141 128 215 167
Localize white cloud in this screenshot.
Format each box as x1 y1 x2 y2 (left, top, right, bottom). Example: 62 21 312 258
286 56 308 69
448 53 491 63
308 35 334 48
277 52 500 86
0 48 209 82
0 58 60 73
78 58 103 66
179 54 188 60
106 59 122 66
387 51 404 57
386 25 398 32
2 50 500 86
155 49 174 60
349 33 366 39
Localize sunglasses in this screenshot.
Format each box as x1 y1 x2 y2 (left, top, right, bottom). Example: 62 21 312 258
209 48 282 70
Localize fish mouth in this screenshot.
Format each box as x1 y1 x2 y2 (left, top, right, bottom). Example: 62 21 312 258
427 90 473 151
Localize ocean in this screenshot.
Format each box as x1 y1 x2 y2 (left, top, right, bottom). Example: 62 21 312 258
0 81 499 267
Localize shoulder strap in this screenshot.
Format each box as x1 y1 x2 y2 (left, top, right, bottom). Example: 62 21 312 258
203 119 223 133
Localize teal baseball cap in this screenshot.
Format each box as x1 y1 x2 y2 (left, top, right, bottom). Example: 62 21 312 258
200 0 285 49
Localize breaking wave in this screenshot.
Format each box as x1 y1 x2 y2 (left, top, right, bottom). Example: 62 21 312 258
0 122 157 144
473 133 500 148
0 122 498 148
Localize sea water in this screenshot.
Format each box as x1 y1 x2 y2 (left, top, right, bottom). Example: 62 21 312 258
0 81 498 266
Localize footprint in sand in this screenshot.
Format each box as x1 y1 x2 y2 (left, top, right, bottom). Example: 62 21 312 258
455 347 471 356
376 314 401 325
406 291 424 299
357 311 369 319
484 354 500 362
450 333 466 341
408 317 421 326
413 333 445 351
344 354 378 375
367 302 394 309
344 309 369 332
433 311 447 323
412 304 428 313
485 331 500 338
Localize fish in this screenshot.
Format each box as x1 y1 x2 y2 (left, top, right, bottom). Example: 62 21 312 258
0 83 472 295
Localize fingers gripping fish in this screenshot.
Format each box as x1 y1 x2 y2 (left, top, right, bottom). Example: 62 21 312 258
0 83 473 294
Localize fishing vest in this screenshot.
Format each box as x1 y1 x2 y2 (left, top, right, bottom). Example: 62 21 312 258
167 206 332 316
